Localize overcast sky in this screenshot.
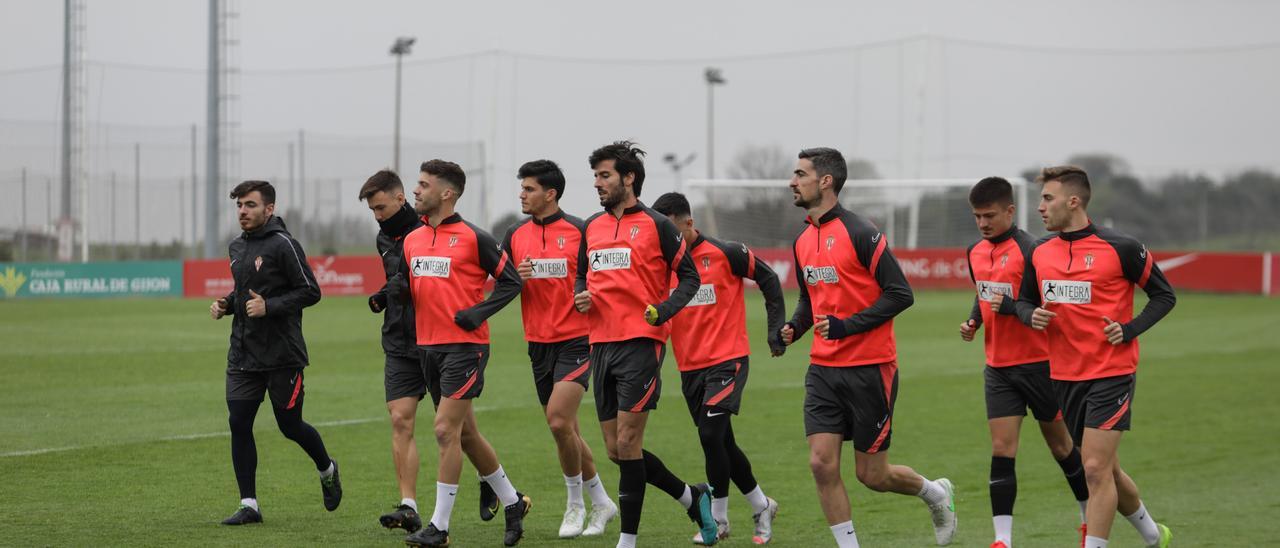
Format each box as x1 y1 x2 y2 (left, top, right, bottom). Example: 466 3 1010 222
2 0 1278 231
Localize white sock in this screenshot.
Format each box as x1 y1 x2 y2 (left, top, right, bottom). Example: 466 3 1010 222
400 497 418 512
1084 536 1108 548
916 477 947 506
585 474 612 507
617 532 638 548
1079 500 1088 523
744 485 769 515
565 473 584 508
430 482 457 531
319 460 335 478
482 465 520 507
239 498 259 511
712 496 729 523
1124 502 1161 544
830 520 860 548
677 485 693 508
993 515 1012 545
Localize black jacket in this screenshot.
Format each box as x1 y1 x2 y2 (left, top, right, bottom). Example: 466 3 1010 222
223 216 321 370
368 204 421 358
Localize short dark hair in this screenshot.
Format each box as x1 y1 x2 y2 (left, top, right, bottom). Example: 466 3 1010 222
1037 165 1091 208
589 140 647 197
968 176 1014 208
230 180 275 204
421 159 466 195
358 169 403 201
517 159 566 201
651 192 691 218
798 147 848 194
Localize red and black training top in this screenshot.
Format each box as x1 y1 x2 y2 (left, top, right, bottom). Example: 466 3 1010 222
575 203 701 345
666 233 786 372
789 204 914 367
966 226 1050 367
400 213 522 346
502 210 590 344
1014 223 1176 381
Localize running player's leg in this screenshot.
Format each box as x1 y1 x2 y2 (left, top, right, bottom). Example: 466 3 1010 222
988 415 1022 546
804 364 860 547
1080 427 1122 542
547 380 588 536
267 369 339 511
1037 419 1089 522
384 351 427 522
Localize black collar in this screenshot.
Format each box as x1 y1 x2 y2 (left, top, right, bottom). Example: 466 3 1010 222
690 231 706 249
379 203 420 238
532 210 564 226
427 213 463 226
987 225 1018 244
606 203 646 216
806 203 846 225
1057 222 1098 242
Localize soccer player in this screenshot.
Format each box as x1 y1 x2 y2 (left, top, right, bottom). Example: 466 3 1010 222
573 141 718 548
209 180 341 525
651 191 786 545
958 177 1090 548
396 160 531 547
1014 166 1176 548
358 169 514 535
502 159 618 538
779 148 956 547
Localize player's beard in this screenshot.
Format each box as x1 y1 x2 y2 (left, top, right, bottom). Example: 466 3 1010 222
599 184 625 210
415 193 438 217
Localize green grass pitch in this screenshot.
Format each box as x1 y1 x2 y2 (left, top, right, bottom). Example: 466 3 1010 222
2 291 1278 546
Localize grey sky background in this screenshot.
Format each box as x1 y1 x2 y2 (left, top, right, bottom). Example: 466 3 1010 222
2 0 1278 239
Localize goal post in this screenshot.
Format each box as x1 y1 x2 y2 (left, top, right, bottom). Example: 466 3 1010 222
684 177 1031 250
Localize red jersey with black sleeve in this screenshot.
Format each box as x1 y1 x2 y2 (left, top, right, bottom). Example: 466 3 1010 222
966 226 1050 367
575 203 701 344
400 213 522 346
502 210 590 343
1014 223 1176 381
667 234 786 372
788 204 914 367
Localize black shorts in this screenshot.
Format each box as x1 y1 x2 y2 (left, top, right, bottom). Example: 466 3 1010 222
592 338 665 421
528 337 591 406
803 362 898 454
226 367 306 410
1054 374 1136 445
984 361 1061 422
385 353 427 402
681 357 750 425
421 344 489 401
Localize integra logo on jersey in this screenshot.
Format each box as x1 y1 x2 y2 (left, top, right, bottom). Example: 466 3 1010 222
686 284 718 306
803 265 839 285
410 256 452 278
976 281 1013 302
589 248 632 272
1042 280 1091 304
530 258 569 279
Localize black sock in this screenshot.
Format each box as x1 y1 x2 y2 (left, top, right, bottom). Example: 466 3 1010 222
1056 447 1090 502
272 401 330 470
724 424 759 495
618 458 646 535
227 399 261 500
642 450 689 501
990 456 1017 516
697 412 732 498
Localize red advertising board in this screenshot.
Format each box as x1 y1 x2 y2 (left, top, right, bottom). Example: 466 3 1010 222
752 247 1276 295
184 255 385 298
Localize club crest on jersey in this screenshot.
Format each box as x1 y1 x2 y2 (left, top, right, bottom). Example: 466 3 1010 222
803 265 839 285
1042 280 1091 304
1084 253 1095 269
410 256 452 278
702 256 711 270
629 226 640 240
1000 254 1009 268
589 248 632 272
254 256 263 271
557 236 565 250
448 236 458 248
826 236 835 250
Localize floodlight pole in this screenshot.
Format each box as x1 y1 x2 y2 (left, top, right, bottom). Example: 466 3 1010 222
704 67 726 180
390 37 416 174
